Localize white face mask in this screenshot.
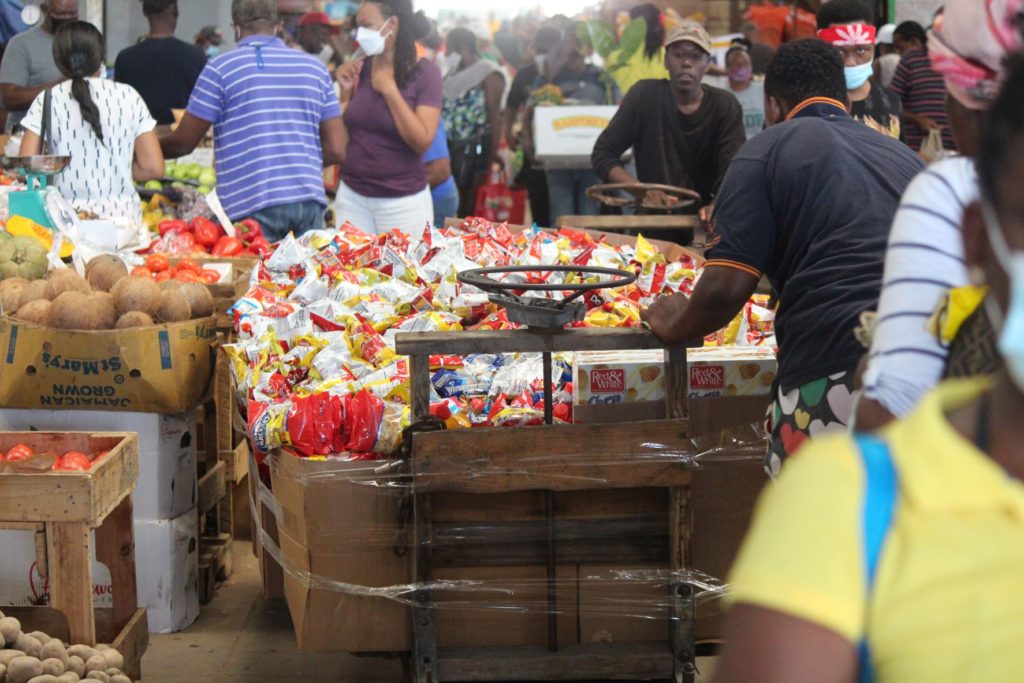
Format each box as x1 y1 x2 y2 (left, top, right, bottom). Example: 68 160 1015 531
355 19 393 57
981 200 1024 390
444 51 462 72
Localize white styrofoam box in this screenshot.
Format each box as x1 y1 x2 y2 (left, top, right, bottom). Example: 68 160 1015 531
136 507 200 633
533 105 618 166
0 529 113 608
0 409 197 520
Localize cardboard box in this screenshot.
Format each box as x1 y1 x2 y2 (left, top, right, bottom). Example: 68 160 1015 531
0 529 113 608
687 347 777 398
135 507 200 633
0 409 197 520
573 350 667 407
0 316 217 413
269 454 411 653
533 105 618 166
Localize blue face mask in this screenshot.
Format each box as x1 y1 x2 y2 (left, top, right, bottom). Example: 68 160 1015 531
981 201 1024 390
205 45 220 58
845 61 873 90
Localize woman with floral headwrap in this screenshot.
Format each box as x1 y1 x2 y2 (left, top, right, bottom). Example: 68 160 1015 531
856 0 1022 429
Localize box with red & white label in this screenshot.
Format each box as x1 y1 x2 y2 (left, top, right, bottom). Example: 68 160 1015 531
572 350 666 406
686 346 777 398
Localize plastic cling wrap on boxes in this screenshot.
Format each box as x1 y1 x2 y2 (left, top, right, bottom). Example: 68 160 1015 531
243 421 768 653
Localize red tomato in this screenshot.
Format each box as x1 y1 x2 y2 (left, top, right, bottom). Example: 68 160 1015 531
176 257 200 273
211 236 244 257
131 266 152 278
175 270 200 283
191 217 224 249
54 451 92 471
199 269 221 284
153 270 173 283
158 219 189 237
248 236 273 257
0 451 5 462
5 444 34 462
146 254 170 273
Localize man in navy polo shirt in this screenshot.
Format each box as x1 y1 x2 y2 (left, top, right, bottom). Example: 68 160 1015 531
160 0 345 241
641 39 923 474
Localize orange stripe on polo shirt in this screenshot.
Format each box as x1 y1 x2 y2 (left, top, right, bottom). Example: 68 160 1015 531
703 259 763 278
785 97 848 121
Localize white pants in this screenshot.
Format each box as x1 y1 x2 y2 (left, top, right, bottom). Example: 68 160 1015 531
335 181 434 235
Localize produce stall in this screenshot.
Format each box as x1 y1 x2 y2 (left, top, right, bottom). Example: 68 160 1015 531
227 218 773 680
0 431 146 680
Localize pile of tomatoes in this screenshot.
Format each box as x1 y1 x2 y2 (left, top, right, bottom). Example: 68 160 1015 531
0 444 101 471
132 255 223 284
144 217 272 258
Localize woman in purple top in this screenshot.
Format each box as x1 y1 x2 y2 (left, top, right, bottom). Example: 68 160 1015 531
334 0 442 235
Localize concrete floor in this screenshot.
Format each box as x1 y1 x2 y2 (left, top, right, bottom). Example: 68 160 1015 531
144 542 716 682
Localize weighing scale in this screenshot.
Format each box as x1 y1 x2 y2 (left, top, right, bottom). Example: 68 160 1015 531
0 155 72 229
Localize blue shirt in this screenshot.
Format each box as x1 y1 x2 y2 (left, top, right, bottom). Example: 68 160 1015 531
186 36 342 219
425 119 457 203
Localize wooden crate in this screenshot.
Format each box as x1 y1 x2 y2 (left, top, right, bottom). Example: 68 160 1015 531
0 432 147 679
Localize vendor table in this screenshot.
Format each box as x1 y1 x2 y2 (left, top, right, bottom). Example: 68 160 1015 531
397 328 705 683
0 432 147 679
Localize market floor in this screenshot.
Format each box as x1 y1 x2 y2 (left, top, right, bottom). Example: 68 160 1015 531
144 541 717 682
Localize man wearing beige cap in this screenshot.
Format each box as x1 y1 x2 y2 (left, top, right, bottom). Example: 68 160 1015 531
591 20 745 214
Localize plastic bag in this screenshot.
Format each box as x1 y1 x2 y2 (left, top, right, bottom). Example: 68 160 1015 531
474 170 527 225
920 129 949 164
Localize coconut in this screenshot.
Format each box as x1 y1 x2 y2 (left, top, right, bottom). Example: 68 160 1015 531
158 279 183 292
86 259 128 293
114 312 153 329
46 291 98 330
90 292 119 330
0 278 27 315
113 276 160 317
14 300 51 324
45 270 91 300
16 280 48 310
84 255 124 278
154 290 191 323
180 283 214 319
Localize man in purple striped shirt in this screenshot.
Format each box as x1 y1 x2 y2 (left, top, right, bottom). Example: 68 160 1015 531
160 0 345 241
891 21 955 152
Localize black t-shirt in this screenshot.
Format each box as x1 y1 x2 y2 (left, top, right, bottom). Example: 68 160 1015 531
676 88 746 204
506 63 540 111
114 37 206 125
850 82 904 141
707 108 924 391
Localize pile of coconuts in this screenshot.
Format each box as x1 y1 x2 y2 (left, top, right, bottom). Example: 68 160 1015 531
0 611 134 683
0 255 214 330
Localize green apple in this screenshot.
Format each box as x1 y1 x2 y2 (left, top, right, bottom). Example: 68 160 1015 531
197 185 212 195
198 169 216 187
144 180 163 190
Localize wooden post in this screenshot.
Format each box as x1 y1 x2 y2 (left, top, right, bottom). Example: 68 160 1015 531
95 495 138 635
46 521 96 646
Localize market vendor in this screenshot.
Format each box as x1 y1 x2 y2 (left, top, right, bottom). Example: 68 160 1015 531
160 0 345 241
714 53 1024 683
590 21 745 215
640 39 923 475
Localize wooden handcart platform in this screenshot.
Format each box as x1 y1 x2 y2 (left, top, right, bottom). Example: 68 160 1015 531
396 328 765 683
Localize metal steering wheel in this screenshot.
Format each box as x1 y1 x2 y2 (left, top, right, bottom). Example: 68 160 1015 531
586 183 701 212
458 265 637 329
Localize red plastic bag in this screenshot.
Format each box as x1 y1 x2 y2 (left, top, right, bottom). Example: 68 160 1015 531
474 170 526 225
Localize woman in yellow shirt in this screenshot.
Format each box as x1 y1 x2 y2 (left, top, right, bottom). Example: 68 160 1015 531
715 44 1024 683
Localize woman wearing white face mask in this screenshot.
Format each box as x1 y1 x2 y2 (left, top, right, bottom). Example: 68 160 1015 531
441 27 504 219
333 0 442 234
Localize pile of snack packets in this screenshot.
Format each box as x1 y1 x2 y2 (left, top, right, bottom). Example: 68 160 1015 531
224 218 774 461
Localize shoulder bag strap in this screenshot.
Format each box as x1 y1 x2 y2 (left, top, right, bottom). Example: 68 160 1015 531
40 87 52 155
853 433 899 683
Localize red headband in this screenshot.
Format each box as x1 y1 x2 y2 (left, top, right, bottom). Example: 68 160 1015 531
817 24 877 46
